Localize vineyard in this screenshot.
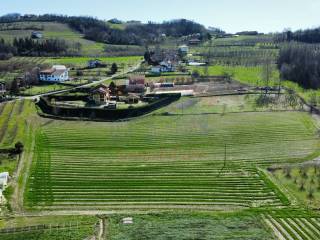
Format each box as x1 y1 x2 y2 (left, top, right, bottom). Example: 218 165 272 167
25 95 319 209
265 213 320 240
0 100 35 148
191 35 278 66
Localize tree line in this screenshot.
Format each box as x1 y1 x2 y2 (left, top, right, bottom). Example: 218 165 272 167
278 42 320 89
276 28 320 44
0 37 78 58
0 14 211 45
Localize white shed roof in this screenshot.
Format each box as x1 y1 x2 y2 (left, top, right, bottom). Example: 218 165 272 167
0 172 9 178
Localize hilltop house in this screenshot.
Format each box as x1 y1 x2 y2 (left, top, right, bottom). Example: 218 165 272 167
39 65 69 82
90 84 111 105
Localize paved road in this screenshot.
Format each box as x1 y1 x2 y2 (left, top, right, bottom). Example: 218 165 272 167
21 62 142 101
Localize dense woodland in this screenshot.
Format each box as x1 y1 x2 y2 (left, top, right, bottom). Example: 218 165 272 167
0 37 76 58
278 42 320 89
276 28 320 43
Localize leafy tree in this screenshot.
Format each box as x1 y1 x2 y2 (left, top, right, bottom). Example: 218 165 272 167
110 63 118 74
10 78 20 94
14 141 24 155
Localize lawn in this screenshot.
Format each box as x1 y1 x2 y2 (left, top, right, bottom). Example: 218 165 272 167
108 212 274 240
43 56 142 68
191 65 280 86
25 95 318 209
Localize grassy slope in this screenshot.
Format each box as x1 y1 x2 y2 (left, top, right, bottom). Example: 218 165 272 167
0 21 105 56
0 100 36 148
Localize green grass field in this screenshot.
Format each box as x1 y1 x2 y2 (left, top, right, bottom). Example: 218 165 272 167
25 95 319 210
0 215 97 240
0 100 36 148
109 212 273 240
0 21 145 56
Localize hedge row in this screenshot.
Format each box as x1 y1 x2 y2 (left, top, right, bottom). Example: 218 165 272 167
37 93 181 121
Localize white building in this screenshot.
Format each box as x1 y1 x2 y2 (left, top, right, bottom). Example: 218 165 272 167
151 61 175 74
179 45 189 54
0 172 9 187
39 65 69 82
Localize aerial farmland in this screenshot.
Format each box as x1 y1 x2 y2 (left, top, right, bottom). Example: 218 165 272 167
1 3 320 239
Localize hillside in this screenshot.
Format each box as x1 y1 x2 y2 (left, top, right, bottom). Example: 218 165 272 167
0 21 144 56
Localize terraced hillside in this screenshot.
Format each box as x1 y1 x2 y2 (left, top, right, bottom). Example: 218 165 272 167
25 95 319 209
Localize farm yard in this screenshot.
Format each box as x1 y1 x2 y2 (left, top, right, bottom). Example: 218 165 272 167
0 56 142 95
25 95 319 209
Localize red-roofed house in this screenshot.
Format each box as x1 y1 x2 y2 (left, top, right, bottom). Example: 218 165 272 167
90 84 111 105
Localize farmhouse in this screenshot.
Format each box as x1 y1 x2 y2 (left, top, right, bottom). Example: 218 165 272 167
39 65 69 82
90 84 111 105
125 76 145 93
151 61 175 74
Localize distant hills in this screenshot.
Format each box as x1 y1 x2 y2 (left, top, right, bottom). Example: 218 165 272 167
0 14 223 46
